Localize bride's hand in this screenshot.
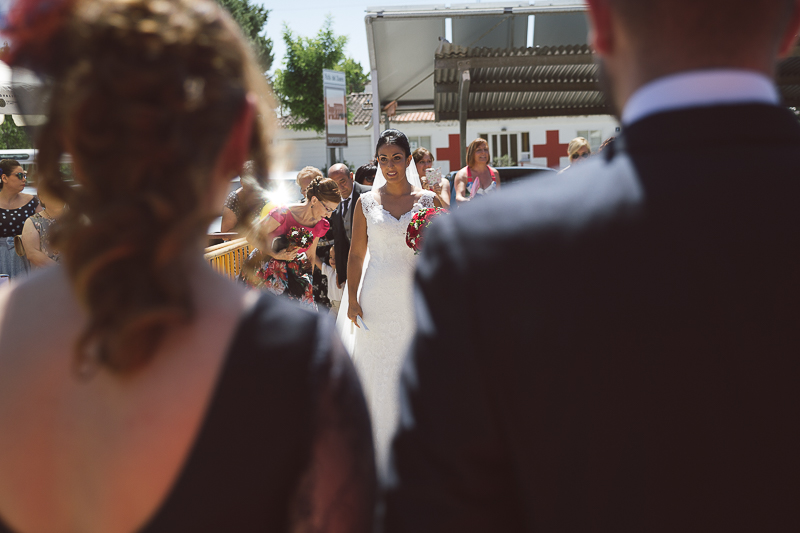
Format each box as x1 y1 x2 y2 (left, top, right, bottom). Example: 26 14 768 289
347 301 364 327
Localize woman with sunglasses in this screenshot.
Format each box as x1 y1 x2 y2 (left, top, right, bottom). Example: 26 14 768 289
0 1 374 531
0 159 40 279
559 137 592 174
243 176 340 309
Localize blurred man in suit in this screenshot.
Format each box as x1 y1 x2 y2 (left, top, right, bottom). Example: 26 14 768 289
385 1 800 531
329 163 371 288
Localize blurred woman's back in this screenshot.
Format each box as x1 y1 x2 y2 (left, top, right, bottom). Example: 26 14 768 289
0 1 374 532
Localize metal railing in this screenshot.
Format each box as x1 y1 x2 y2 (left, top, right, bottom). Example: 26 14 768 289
204 238 252 279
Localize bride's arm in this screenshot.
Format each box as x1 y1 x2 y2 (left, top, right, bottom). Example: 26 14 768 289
346 198 368 325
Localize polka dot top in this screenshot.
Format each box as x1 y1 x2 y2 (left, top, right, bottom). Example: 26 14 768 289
0 197 39 237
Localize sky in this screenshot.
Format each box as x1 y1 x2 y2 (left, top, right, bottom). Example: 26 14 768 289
260 1 495 77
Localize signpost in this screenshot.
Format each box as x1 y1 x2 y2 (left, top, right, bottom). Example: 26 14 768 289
323 69 348 149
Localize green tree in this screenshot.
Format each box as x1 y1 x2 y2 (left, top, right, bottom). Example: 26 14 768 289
339 57 369 94
0 119 33 150
216 0 273 71
273 17 369 132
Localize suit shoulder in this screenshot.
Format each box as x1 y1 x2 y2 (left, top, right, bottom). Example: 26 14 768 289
354 183 372 194
427 155 644 259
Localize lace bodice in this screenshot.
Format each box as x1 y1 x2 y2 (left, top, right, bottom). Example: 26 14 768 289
360 191 435 271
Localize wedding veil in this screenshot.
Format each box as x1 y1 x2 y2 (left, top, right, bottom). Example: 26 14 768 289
371 157 423 190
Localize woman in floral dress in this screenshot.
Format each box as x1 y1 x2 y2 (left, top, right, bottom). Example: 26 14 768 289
243 177 340 309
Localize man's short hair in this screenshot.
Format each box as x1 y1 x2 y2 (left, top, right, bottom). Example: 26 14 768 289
610 0 794 58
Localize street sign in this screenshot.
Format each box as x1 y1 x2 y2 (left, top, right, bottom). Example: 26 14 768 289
323 69 348 148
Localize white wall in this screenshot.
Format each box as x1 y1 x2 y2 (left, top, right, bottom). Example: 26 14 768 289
277 114 620 174
275 127 373 174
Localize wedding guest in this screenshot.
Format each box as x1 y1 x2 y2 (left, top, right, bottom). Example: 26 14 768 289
413 147 450 208
559 136 591 173
20 187 64 268
0 2 375 532
354 161 377 186
453 138 500 205
220 161 266 234
0 159 39 278
243 177 339 310
296 165 323 199
387 0 800 531
329 163 371 288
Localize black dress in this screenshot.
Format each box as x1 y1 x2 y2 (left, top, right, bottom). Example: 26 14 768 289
0 294 376 532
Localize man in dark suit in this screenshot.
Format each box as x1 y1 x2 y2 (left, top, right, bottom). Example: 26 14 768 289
329 163 371 287
385 1 800 531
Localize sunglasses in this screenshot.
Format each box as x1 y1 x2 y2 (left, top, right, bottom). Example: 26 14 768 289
7 172 27 180
571 152 590 160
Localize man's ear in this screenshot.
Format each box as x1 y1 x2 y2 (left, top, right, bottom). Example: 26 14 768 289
778 0 800 57
213 92 256 184
586 0 614 57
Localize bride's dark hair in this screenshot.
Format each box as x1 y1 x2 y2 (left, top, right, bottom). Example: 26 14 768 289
375 129 411 158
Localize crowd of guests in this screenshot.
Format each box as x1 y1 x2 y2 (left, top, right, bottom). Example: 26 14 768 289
239 132 624 314
0 127 611 290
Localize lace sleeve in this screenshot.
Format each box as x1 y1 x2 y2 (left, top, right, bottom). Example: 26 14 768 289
289 324 376 533
359 192 376 217
420 190 436 209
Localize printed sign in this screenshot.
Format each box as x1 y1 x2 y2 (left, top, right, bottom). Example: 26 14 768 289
323 69 348 147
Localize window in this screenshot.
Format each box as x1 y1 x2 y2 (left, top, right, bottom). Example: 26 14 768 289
407 136 432 153
481 132 529 166
577 130 604 153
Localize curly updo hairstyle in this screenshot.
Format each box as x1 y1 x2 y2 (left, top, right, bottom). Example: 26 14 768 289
305 177 340 204
3 0 275 375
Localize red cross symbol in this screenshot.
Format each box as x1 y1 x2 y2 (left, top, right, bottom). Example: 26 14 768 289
436 134 462 172
533 130 569 169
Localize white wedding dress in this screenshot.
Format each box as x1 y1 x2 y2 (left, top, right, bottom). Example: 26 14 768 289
339 183 436 472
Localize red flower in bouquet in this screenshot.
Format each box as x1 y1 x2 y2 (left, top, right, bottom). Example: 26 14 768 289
406 207 448 254
286 226 314 250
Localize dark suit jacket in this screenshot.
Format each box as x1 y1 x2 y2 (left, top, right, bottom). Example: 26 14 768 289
385 104 800 532
331 182 371 287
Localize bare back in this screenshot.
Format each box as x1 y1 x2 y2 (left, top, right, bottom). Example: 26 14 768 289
0 265 253 533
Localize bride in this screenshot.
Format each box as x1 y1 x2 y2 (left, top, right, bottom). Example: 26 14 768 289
339 129 443 470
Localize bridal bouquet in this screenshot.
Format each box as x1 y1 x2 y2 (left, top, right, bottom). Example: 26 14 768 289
272 226 314 254
406 207 448 254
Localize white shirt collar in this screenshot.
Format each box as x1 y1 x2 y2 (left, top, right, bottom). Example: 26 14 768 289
621 69 780 126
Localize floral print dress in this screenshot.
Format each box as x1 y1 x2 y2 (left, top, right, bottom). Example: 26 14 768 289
241 206 329 310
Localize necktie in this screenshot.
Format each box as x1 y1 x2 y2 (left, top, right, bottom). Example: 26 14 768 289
342 198 350 217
